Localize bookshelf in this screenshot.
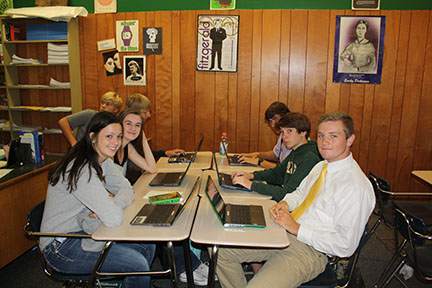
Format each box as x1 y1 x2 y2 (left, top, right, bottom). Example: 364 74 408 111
0 16 82 153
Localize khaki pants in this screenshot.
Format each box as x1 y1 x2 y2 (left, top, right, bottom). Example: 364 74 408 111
216 233 328 288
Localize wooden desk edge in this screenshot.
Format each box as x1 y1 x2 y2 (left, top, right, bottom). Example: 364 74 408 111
0 161 57 190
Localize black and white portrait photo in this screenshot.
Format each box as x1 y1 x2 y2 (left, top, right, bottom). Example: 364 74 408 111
123 55 146 86
333 15 386 84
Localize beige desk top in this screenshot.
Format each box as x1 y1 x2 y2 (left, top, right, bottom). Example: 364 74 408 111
412 170 432 185
214 153 264 172
157 151 212 171
200 170 272 200
190 193 290 248
92 170 202 242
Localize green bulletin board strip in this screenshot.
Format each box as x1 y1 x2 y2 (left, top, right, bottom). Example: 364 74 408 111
13 0 432 14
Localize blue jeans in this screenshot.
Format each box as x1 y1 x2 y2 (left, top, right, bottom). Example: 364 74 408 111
161 242 201 274
43 237 155 288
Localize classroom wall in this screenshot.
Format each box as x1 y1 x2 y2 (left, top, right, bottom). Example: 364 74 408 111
14 0 432 13
78 9 432 194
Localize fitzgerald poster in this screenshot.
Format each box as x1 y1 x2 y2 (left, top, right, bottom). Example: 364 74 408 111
197 15 239 72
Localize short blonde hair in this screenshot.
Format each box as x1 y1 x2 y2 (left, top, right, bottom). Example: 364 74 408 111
101 91 122 110
126 93 151 112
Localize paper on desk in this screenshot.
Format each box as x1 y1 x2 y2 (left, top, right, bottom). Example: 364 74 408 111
0 168 13 178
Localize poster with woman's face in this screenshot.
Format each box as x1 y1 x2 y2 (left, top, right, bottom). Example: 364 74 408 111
333 15 386 84
123 55 146 86
103 50 122 76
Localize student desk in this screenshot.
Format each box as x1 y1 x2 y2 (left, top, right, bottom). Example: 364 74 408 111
190 193 290 288
92 170 202 288
214 153 264 172
201 170 272 200
157 151 212 171
412 170 432 186
0 154 61 269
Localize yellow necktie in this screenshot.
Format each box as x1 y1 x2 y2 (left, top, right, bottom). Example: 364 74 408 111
291 164 328 221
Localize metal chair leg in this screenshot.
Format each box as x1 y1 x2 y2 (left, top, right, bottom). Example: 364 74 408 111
166 241 178 288
208 245 219 288
380 260 406 288
86 241 114 287
182 239 194 288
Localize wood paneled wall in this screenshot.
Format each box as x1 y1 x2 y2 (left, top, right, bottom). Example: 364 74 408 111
78 9 432 193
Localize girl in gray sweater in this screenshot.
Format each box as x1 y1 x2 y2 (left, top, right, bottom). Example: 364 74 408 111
40 111 155 288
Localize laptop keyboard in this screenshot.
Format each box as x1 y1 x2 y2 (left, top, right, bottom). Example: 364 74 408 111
145 205 176 224
229 205 251 224
162 173 182 183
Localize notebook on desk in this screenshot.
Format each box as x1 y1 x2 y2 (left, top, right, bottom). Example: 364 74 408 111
204 175 266 228
222 144 255 167
130 176 199 226
213 153 252 192
149 139 202 187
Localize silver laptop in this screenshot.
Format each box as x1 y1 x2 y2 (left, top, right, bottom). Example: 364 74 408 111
130 177 199 226
149 137 203 186
213 152 252 192
222 144 255 167
168 136 204 164
204 175 266 228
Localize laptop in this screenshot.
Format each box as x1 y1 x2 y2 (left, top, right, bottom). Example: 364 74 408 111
149 137 203 186
204 175 266 228
130 176 199 226
168 136 204 164
213 152 252 192
222 143 255 167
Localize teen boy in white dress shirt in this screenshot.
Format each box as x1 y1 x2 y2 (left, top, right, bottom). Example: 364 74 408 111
215 111 375 288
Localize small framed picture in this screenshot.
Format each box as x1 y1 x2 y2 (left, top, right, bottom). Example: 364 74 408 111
123 55 146 86
352 0 380 10
143 27 162 55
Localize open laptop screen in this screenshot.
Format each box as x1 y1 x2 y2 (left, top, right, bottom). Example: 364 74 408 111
205 175 225 220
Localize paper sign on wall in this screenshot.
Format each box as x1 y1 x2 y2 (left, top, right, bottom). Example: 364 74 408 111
116 20 139 52
95 0 117 14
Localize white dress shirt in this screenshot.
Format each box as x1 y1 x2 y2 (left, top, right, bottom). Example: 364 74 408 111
282 153 375 257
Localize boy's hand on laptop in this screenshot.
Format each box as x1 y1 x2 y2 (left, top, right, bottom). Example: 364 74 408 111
239 156 259 166
232 174 253 190
166 149 186 157
241 152 259 158
231 171 253 179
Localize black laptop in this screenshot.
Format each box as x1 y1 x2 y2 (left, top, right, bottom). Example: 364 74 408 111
213 153 252 192
168 136 204 164
204 175 266 228
222 143 255 167
149 138 203 186
130 176 199 226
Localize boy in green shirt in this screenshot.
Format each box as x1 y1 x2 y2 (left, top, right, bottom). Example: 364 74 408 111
231 112 321 201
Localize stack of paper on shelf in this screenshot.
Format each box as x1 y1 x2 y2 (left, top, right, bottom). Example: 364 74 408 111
40 106 71 112
49 77 70 88
47 42 69 64
12 54 43 64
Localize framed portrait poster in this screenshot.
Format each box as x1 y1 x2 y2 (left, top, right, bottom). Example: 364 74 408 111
333 15 386 84
197 15 239 72
124 55 146 86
